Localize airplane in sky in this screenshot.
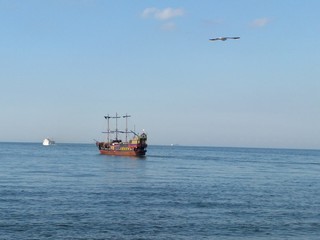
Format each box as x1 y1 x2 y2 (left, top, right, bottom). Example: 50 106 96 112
209 36 240 41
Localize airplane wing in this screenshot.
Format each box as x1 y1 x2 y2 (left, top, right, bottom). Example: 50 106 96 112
209 37 226 41
209 36 240 41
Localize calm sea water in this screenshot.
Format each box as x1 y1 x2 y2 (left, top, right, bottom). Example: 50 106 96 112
1 143 320 240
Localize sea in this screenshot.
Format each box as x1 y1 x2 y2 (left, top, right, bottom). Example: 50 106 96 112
1 143 320 240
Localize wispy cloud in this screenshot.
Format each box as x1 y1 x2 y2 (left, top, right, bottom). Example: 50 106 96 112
142 7 185 21
141 7 185 31
250 18 272 28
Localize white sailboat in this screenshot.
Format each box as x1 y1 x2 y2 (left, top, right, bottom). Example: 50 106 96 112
43 138 55 146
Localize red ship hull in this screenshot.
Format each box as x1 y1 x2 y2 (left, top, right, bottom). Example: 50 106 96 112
99 148 146 157
96 140 147 157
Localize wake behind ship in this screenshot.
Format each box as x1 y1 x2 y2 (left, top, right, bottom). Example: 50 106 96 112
96 114 147 157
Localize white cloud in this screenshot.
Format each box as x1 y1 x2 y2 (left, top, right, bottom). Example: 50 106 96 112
141 7 157 18
251 18 271 28
142 7 184 21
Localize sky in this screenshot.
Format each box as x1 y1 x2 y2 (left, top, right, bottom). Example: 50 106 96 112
1 0 320 149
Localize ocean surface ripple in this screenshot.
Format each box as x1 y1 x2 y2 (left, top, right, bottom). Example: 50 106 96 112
1 143 320 239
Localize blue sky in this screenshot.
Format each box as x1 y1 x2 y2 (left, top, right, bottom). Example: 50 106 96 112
1 0 320 149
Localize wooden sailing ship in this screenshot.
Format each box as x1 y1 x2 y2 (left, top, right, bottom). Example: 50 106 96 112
96 114 147 157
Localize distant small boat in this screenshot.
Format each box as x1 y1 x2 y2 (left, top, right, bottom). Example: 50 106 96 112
170 144 179 147
43 138 55 146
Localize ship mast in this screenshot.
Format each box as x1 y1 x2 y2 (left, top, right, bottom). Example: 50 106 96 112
104 113 120 141
104 115 111 142
113 113 121 140
123 114 131 142
104 113 130 142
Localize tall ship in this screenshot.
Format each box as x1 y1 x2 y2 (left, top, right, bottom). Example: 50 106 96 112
96 114 147 157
